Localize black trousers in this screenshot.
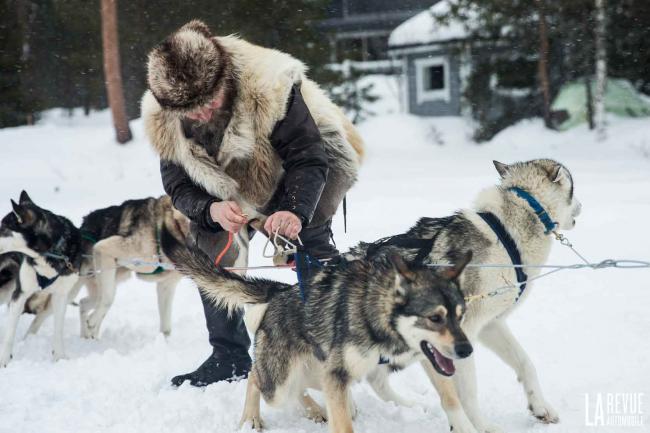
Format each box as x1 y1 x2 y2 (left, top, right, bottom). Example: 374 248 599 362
190 219 338 361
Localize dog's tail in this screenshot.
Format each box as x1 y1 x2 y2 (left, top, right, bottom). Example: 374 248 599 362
161 228 289 312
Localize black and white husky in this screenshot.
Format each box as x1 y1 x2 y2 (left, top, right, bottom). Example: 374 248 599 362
0 252 58 358
352 159 582 433
0 191 82 366
0 193 191 366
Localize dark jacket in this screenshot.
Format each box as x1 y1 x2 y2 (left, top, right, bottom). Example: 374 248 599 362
161 85 329 231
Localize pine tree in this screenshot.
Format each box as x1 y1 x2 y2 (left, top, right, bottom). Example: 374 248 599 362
0 1 27 127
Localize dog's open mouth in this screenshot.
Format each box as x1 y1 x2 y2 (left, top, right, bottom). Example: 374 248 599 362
420 341 455 376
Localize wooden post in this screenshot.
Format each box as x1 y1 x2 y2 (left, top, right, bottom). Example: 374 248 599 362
101 0 132 144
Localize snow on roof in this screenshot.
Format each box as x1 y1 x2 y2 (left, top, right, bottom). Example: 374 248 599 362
388 0 472 48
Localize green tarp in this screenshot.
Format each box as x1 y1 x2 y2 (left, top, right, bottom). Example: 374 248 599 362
552 78 650 130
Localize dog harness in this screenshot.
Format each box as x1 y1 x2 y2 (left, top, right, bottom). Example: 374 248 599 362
43 237 75 272
477 212 528 301
82 227 166 275
36 272 58 289
508 187 558 234
366 234 439 265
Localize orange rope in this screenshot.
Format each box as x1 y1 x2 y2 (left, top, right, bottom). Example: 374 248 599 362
214 231 234 267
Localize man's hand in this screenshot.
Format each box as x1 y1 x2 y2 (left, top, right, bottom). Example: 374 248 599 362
264 211 302 240
209 201 248 233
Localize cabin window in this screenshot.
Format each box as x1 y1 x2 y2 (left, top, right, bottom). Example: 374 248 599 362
425 65 445 91
414 56 450 104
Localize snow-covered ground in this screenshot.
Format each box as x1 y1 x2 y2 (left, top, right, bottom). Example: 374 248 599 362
0 98 649 433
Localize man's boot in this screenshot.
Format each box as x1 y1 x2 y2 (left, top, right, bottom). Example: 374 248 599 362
171 289 251 386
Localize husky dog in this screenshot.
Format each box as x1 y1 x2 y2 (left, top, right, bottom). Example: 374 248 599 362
0 191 82 366
164 228 473 433
351 159 582 433
76 195 189 339
0 252 53 331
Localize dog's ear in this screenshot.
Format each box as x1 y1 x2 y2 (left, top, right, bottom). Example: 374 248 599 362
11 199 25 224
11 199 34 225
19 190 33 205
493 160 510 179
550 163 564 183
442 250 473 280
389 253 416 283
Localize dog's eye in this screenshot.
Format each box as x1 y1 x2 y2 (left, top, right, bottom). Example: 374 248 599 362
429 314 444 324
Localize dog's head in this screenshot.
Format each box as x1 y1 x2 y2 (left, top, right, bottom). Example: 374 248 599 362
0 191 54 254
386 251 473 377
494 159 581 230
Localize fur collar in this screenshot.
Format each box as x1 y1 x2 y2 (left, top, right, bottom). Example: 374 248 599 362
142 36 307 215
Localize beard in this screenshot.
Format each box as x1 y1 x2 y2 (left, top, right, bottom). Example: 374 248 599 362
181 79 237 159
181 108 233 159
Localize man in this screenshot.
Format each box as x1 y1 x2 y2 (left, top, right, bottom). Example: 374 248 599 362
141 20 363 386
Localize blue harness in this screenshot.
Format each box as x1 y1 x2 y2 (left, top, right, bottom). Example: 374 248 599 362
294 248 322 302
477 188 558 301
478 212 527 301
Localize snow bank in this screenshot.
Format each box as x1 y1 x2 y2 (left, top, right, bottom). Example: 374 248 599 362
0 108 649 433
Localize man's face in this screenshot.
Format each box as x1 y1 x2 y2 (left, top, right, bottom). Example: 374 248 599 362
185 97 223 123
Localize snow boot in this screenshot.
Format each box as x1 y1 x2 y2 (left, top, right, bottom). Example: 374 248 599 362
171 289 251 387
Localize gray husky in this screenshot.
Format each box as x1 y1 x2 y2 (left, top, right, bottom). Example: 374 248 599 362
164 228 473 433
74 195 189 339
0 191 82 366
351 159 582 433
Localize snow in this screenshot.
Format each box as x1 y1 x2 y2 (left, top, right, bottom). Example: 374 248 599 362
389 1 473 48
1 95 650 433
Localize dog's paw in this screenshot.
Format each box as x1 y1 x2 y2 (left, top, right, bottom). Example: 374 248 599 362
80 322 91 338
449 420 479 433
85 315 104 338
446 411 479 433
85 322 100 339
52 350 67 362
0 353 12 368
239 416 264 431
529 401 560 424
303 404 327 424
306 411 327 424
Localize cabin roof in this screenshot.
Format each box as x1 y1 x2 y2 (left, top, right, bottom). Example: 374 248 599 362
388 0 474 48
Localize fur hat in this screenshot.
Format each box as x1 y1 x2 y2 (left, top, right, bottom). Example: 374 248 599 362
147 20 229 111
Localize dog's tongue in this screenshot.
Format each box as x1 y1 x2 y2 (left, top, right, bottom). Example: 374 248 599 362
432 346 455 375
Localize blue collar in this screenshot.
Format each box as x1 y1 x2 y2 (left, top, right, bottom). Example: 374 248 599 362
508 187 557 234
